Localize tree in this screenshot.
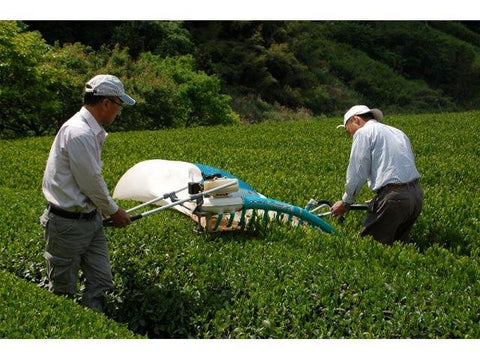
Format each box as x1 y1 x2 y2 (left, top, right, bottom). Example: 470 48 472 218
0 21 61 137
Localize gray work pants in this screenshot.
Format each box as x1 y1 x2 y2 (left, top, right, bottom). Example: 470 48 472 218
361 182 424 245
40 208 113 313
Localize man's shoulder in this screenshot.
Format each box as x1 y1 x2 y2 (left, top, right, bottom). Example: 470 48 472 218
365 121 398 134
356 121 376 136
378 122 406 136
353 121 382 142
62 113 95 141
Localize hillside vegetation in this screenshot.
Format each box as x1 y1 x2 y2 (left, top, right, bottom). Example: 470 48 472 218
0 112 478 338
2 21 480 138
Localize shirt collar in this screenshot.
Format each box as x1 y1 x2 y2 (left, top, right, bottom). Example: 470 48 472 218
80 107 108 138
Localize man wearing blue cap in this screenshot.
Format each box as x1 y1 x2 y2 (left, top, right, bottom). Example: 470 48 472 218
331 105 423 245
40 74 135 312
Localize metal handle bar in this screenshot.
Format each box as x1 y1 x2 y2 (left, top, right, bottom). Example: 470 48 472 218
104 180 238 227
125 185 188 214
307 199 369 219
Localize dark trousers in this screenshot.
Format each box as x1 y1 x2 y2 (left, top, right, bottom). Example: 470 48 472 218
361 182 423 245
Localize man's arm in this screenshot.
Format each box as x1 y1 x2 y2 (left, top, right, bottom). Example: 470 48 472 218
332 132 371 218
343 131 372 204
66 132 131 227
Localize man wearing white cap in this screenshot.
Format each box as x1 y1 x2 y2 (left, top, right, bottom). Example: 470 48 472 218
331 105 423 245
40 74 135 312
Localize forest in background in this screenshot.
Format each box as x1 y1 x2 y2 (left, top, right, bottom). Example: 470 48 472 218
2 21 480 138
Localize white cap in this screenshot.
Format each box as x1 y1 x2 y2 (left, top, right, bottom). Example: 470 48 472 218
85 74 136 106
337 105 383 128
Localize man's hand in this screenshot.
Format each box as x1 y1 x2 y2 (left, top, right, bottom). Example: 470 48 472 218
109 208 132 228
331 200 350 220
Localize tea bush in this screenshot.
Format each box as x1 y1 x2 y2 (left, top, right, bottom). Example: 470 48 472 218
0 111 479 338
0 270 141 338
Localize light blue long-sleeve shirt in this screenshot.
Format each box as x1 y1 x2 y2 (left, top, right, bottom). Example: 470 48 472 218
342 120 420 204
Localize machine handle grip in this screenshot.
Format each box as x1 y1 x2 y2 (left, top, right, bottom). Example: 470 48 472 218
103 214 143 227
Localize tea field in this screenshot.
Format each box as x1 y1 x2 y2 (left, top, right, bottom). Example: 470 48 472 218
0 111 479 338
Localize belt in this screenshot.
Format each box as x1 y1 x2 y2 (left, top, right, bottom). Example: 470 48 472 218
380 179 418 192
48 205 97 220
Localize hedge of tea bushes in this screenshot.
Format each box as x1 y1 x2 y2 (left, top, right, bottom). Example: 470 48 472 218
104 220 479 338
0 111 479 338
0 270 141 338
